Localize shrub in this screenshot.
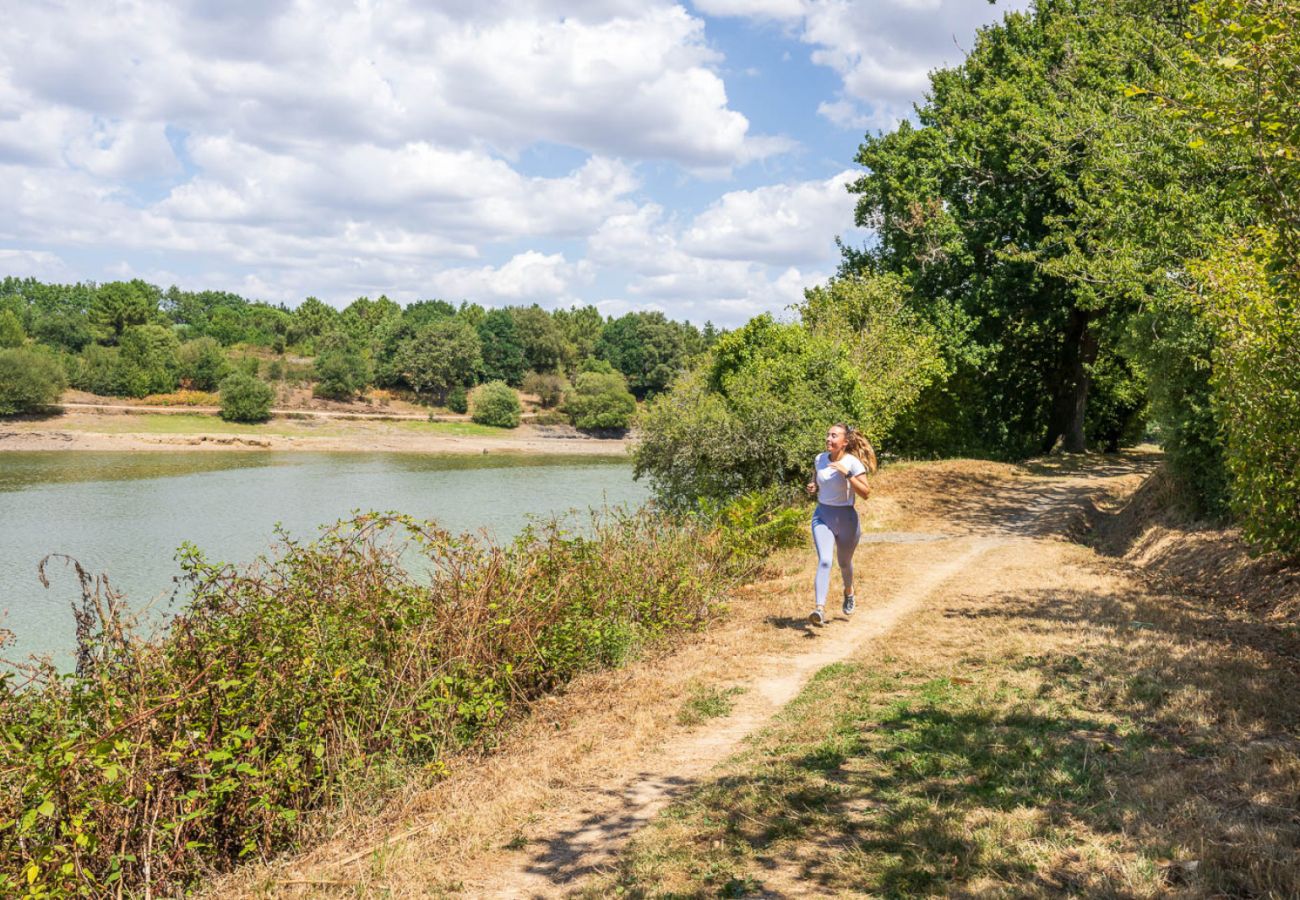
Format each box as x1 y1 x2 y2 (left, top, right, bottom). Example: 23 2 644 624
0 506 768 896
0 348 65 416
1195 234 1300 556
178 336 231 391
218 372 274 423
446 385 468 414
564 370 636 430
118 324 182 397
469 380 521 428
73 344 129 396
522 370 569 408
0 309 25 348
312 347 371 400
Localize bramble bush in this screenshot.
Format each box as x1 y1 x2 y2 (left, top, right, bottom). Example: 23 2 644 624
470 380 521 428
218 372 274 423
0 502 778 895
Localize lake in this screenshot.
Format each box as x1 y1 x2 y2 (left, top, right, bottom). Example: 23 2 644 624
0 451 650 665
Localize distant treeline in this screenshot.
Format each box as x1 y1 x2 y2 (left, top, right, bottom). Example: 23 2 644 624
0 277 718 410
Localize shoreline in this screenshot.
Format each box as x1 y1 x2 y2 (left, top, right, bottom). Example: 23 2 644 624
0 412 631 456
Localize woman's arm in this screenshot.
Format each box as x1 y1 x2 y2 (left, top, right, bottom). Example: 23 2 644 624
846 472 872 500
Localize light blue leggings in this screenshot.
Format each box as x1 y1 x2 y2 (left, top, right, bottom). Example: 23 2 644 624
812 503 860 608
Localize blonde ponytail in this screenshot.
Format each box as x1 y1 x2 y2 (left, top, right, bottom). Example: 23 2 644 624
835 423 877 474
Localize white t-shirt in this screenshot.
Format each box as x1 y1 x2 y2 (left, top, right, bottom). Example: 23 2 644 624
815 452 868 506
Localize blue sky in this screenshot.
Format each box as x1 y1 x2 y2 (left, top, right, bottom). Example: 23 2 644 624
0 0 1027 326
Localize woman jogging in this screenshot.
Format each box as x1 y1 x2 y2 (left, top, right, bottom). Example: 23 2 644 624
805 423 877 625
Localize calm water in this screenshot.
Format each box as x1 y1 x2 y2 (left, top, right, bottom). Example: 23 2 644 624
0 451 649 664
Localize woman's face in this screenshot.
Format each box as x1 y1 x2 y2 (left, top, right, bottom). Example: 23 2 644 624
826 426 847 454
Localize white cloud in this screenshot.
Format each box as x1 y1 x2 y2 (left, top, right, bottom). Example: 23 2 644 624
681 170 859 265
587 188 847 325
3 1 783 170
0 249 76 282
698 0 1030 130
427 251 594 304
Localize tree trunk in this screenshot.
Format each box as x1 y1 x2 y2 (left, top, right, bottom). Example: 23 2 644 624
1043 307 1098 454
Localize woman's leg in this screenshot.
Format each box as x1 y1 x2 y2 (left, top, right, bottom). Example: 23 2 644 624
835 508 861 598
811 514 836 610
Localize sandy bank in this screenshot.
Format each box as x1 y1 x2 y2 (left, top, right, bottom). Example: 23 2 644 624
0 411 630 456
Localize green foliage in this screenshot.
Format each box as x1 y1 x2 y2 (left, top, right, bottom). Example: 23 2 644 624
1194 235 1300 555
1141 0 1300 275
469 380 521 428
218 372 274 423
0 348 65 416
114 324 181 397
399 319 482 403
178 337 231 392
510 306 573 375
845 0 1194 457
73 345 128 396
564 371 636 431
90 280 159 342
800 275 947 442
522 370 569 408
312 343 371 401
597 311 700 399
0 506 766 896
286 297 340 352
446 386 469 414
478 308 526 385
634 316 870 509
0 309 25 348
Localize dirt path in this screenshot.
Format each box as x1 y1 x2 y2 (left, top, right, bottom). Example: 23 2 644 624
472 536 1002 898
224 453 1161 898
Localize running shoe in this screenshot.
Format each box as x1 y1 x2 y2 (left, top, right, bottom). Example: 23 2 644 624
809 607 826 626
842 593 856 616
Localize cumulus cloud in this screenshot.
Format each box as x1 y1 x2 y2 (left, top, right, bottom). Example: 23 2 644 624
681 170 859 265
587 177 854 325
427 251 595 304
698 0 1030 129
3 0 782 169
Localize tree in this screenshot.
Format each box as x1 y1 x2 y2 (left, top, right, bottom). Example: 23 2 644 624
313 340 372 400
844 1 1188 456
564 371 636 430
286 297 340 350
478 308 526 385
0 309 25 347
510 306 572 374
91 280 159 343
799 275 948 442
596 312 695 399
398 318 482 403
634 315 871 509
0 348 65 416
522 371 569 408
219 372 275 423
178 337 230 391
118 324 181 396
552 305 607 368
469 380 522 428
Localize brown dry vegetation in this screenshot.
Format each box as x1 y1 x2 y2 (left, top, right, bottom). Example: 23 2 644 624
211 452 1299 898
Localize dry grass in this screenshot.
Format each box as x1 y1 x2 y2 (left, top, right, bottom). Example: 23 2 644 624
211 454 1300 897
587 482 1300 898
